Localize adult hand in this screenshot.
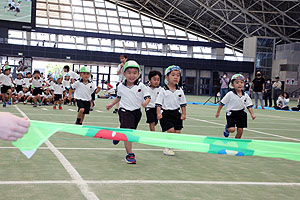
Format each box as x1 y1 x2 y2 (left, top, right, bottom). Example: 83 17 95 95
0 112 30 141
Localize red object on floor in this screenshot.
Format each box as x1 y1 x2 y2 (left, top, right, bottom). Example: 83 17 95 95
53 106 56 110
59 106 62 110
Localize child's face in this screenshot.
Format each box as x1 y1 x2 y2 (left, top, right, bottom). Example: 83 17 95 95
232 79 245 91
166 70 180 85
45 89 50 94
120 56 127 64
17 74 22 78
81 72 90 81
124 68 139 84
283 93 287 98
34 73 40 78
150 75 161 87
26 74 31 78
5 69 11 75
57 77 63 84
23 88 28 92
65 76 70 81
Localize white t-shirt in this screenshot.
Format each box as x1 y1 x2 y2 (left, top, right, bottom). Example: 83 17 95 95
31 78 43 88
50 82 65 95
117 81 151 111
42 92 52 99
221 90 253 111
65 71 79 80
24 78 31 87
15 78 25 86
146 85 161 108
155 85 187 110
62 80 71 89
0 74 12 86
117 64 124 82
19 91 32 97
71 80 96 101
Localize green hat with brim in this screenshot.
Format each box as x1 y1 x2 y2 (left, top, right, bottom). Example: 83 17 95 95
4 65 11 70
80 66 90 73
123 60 141 73
165 65 181 75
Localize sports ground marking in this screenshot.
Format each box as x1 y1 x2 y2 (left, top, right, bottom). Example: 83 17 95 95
187 117 300 142
0 180 299 186
14 105 99 200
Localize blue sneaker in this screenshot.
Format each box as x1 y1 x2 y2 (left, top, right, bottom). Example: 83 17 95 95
113 140 120 145
8 101 11 105
3 102 6 108
224 124 229 137
125 153 136 164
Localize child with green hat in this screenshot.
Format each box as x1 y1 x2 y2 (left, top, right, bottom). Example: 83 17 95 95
106 60 150 164
69 66 101 125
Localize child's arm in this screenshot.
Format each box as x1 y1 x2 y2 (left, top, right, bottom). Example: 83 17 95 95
181 106 186 120
95 86 101 94
68 89 74 101
156 106 162 120
106 97 120 110
141 98 150 108
248 107 256 120
216 104 223 118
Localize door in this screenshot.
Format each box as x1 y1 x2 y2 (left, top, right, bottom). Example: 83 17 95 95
199 78 210 95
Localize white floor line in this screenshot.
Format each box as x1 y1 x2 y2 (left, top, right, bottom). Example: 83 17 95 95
255 113 300 122
14 105 99 200
41 108 48 111
68 109 77 112
0 180 299 186
95 110 103 113
187 117 300 142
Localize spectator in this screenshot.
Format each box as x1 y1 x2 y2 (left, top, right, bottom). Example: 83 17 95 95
220 73 230 100
250 71 265 109
17 61 28 72
264 79 272 107
274 92 290 110
244 77 251 96
272 76 282 107
291 95 300 111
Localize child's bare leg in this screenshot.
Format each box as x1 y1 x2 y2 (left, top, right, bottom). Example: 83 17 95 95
41 97 45 103
228 127 235 133
149 122 156 131
124 141 132 154
33 96 37 103
167 128 175 133
76 108 85 124
80 114 85 123
7 90 12 100
235 128 243 139
175 130 181 133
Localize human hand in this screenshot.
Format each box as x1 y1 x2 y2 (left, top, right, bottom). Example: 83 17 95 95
251 114 256 120
106 103 113 110
157 114 162 120
141 101 148 108
215 112 220 118
0 112 30 141
181 114 186 120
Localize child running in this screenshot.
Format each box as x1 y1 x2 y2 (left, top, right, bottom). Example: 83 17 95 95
50 74 65 110
156 65 186 156
216 74 256 139
69 66 100 125
106 60 150 164
146 70 162 131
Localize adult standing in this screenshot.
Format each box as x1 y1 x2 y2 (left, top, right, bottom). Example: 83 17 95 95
63 65 79 82
220 73 230 100
272 76 282 107
244 77 251 97
17 61 28 72
250 71 265 109
264 79 272 107
112 54 128 114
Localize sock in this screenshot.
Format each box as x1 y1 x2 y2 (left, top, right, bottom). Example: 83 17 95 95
39 99 41 103
9 98 11 102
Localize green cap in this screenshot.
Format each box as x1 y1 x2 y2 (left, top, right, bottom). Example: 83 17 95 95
80 66 90 73
123 60 141 73
4 65 11 70
231 74 246 83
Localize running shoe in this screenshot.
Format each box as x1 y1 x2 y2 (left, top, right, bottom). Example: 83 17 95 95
224 124 229 137
113 109 118 114
125 153 136 164
59 105 62 110
53 106 56 110
163 148 175 156
113 140 120 145
3 102 6 108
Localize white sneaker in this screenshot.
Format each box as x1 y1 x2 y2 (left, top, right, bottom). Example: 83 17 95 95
163 148 175 156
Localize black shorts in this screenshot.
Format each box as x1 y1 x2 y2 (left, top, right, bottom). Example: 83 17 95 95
16 8 20 12
54 94 63 101
33 87 43 96
226 110 247 128
91 91 95 101
10 6 15 10
145 107 158 124
16 85 23 93
77 99 90 114
160 109 183 132
118 108 142 129
1 85 11 94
